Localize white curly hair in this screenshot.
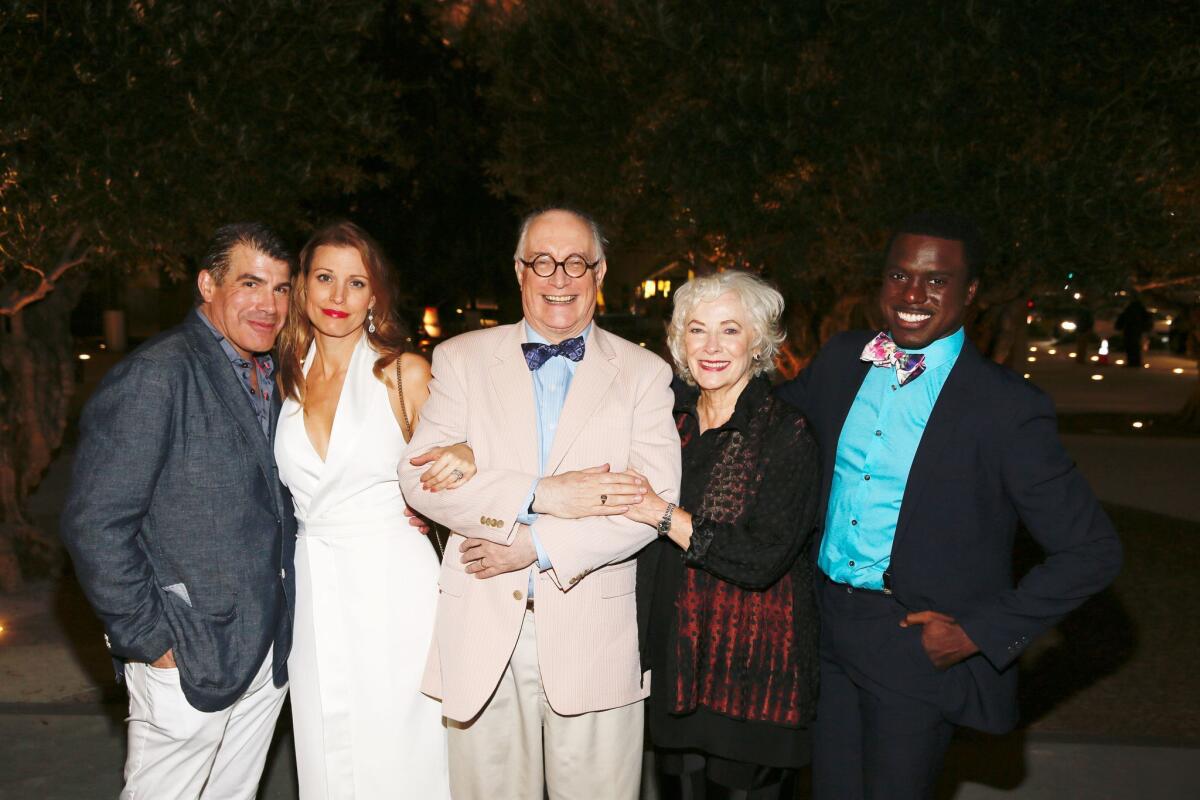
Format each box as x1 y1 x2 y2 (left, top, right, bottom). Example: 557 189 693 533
667 270 786 386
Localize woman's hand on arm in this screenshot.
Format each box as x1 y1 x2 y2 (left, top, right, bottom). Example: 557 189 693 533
619 468 694 549
410 443 477 491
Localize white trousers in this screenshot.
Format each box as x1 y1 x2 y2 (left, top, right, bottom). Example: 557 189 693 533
121 648 288 800
447 610 644 800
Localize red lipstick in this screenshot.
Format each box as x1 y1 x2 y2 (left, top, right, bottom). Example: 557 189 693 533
321 308 349 319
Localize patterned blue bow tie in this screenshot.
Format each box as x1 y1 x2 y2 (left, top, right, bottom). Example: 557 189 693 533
522 336 586 370
860 331 926 386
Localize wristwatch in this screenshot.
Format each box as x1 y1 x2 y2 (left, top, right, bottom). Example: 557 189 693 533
657 503 677 538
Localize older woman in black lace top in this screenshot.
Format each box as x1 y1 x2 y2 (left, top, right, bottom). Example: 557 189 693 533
624 271 821 800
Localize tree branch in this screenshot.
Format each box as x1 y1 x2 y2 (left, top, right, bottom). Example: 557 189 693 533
0 227 89 316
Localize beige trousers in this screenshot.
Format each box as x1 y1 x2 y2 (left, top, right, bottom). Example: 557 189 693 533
121 647 288 800
447 609 644 800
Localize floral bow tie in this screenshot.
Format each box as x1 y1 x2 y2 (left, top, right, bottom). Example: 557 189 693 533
860 332 926 386
522 336 586 371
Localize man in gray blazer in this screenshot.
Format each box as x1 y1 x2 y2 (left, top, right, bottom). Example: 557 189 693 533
62 223 298 799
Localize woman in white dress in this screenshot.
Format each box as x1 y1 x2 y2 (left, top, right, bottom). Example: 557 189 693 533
274 221 472 798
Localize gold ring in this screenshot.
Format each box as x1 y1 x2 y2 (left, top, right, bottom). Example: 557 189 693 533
600 494 608 505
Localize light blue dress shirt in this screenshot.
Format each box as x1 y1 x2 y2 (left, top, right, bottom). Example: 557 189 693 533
818 327 965 589
518 322 592 595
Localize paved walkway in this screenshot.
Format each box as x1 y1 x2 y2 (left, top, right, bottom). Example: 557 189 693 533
0 340 1196 798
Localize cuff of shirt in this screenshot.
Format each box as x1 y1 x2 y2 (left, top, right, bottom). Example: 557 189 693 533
516 478 540 526
530 527 553 572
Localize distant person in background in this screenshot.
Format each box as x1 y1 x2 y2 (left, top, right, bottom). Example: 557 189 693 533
778 211 1123 800
1074 305 1095 364
62 223 297 799
632 271 821 800
1115 296 1152 367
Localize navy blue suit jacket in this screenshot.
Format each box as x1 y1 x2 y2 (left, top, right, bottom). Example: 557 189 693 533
62 310 296 713
777 330 1122 733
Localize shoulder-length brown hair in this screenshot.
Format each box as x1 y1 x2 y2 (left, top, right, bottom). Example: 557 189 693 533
277 221 409 402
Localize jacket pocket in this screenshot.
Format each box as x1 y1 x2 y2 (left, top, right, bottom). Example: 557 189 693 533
183 417 251 490
601 564 637 598
161 591 242 691
438 568 469 597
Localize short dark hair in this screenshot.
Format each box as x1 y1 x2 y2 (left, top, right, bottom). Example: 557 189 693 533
201 222 295 285
885 211 985 281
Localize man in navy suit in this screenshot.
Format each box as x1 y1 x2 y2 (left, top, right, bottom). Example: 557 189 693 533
62 223 297 798
777 212 1122 800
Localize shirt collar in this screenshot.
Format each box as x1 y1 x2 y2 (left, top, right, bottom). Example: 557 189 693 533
900 326 965 370
675 373 771 434
523 321 593 347
195 307 275 377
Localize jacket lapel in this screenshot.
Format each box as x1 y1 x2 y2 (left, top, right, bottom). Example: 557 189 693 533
184 311 277 487
891 341 980 551
545 326 617 475
488 324 540 476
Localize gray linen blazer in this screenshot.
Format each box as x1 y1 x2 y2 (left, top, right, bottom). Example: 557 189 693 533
61 309 296 712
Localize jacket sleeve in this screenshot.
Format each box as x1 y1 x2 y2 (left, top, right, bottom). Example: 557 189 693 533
684 416 821 589
59 357 176 663
398 343 537 544
534 359 682 590
958 390 1123 670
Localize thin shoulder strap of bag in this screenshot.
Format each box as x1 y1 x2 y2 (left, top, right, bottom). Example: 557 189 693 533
395 358 413 440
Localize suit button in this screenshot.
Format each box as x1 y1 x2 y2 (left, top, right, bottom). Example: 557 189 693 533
496 519 505 528
569 576 580 585
480 516 487 525
513 590 523 601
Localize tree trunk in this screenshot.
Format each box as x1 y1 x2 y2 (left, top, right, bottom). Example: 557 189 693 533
1179 363 1200 430
0 272 87 592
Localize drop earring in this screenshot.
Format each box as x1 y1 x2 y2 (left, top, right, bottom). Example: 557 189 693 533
368 308 376 334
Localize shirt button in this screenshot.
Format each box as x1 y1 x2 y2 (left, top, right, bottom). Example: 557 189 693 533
850 519 858 526
848 560 855 566
875 430 882 437
864 475 871 481
280 568 286 579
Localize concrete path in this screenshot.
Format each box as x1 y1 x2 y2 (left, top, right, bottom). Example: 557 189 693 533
1 708 1195 800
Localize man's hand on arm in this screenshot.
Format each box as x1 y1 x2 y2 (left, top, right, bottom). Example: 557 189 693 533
461 525 538 579
530 464 646 519
901 610 980 669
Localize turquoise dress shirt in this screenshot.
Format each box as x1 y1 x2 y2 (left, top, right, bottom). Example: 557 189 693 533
818 327 965 589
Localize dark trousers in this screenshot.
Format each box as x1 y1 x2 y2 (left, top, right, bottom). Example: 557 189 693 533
656 751 797 800
812 579 957 800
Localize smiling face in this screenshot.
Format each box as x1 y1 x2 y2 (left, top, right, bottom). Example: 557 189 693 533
684 291 756 396
197 244 292 358
304 244 375 339
880 233 979 350
515 210 606 343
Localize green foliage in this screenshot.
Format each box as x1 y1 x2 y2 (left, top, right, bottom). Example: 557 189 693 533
0 0 406 300
474 0 1199 345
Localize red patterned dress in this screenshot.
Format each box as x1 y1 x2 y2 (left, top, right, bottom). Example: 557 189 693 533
637 375 821 769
